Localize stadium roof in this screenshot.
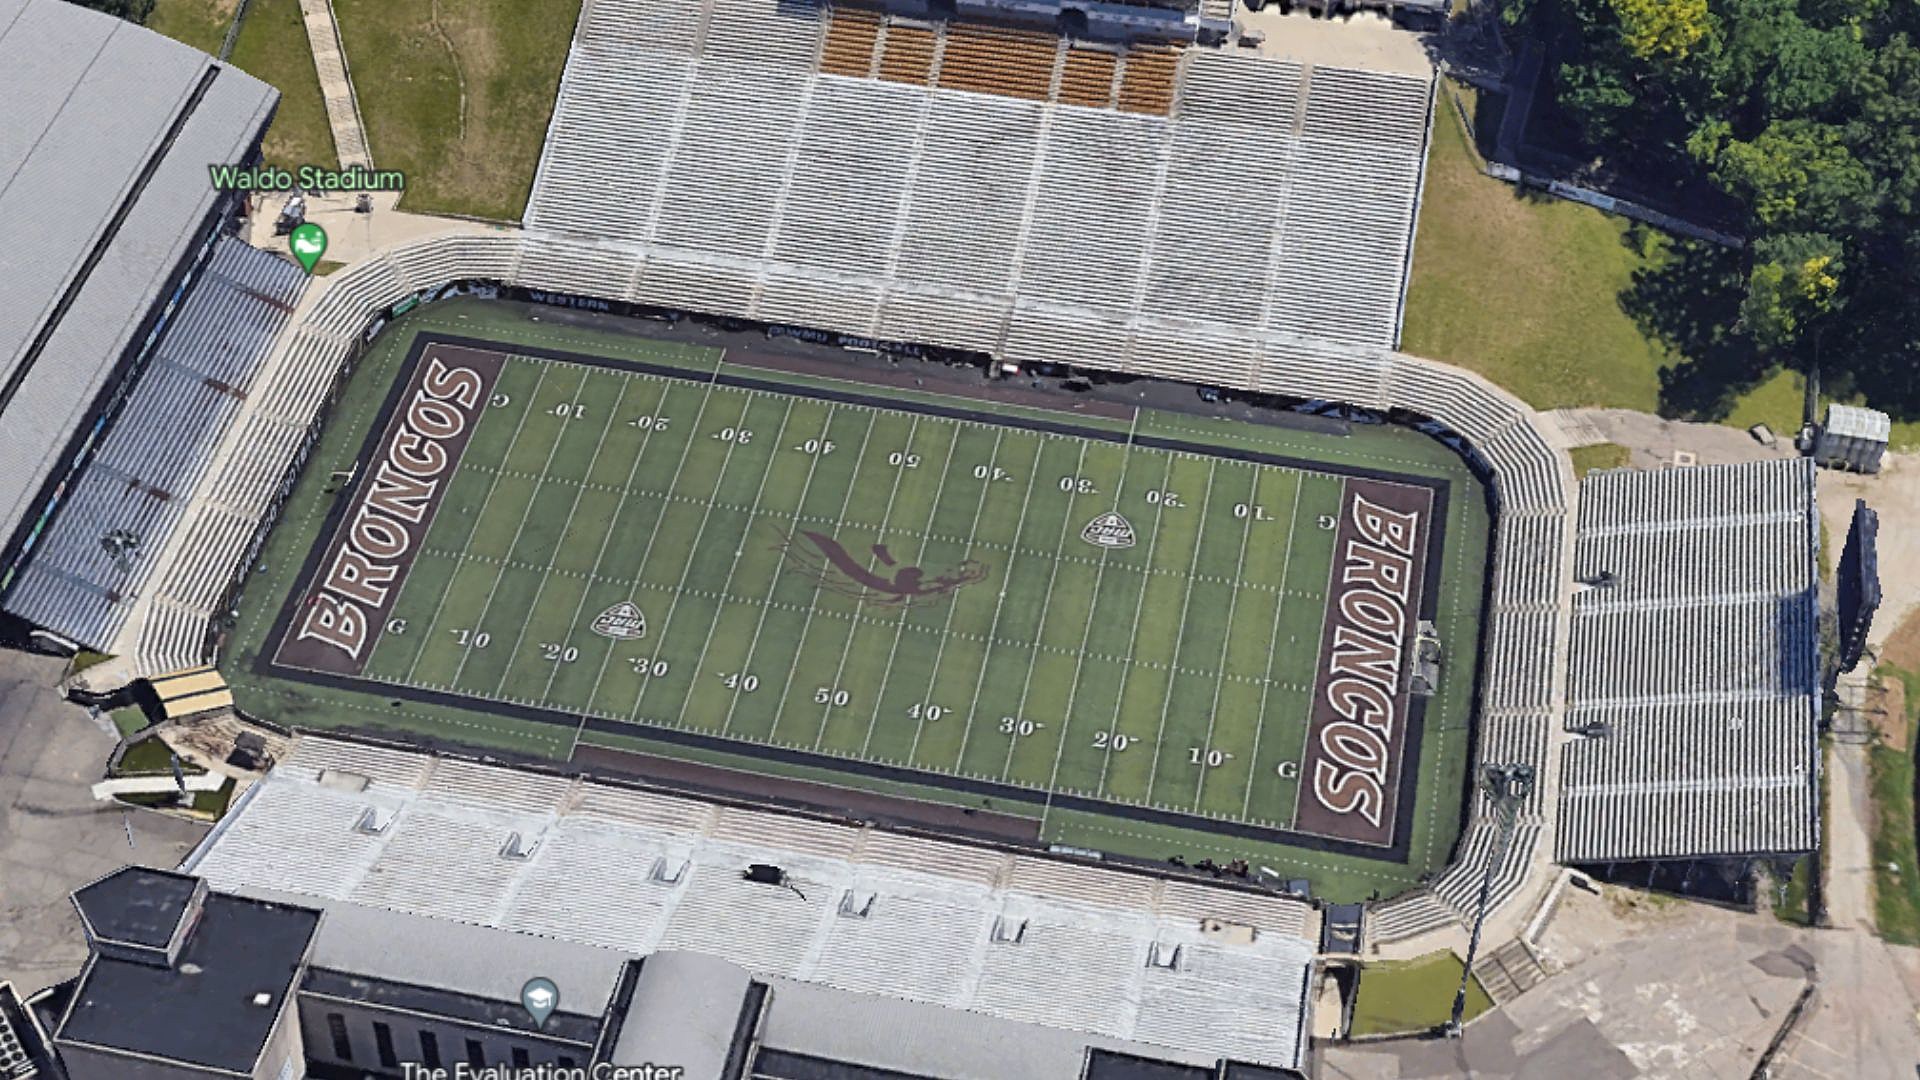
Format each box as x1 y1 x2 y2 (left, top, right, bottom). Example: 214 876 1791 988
183 736 1321 1070
0 0 275 565
1556 459 1821 863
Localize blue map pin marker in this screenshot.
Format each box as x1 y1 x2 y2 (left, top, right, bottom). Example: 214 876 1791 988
520 977 559 1028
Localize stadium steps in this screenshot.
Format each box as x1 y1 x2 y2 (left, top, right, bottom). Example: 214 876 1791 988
1473 938 1549 1004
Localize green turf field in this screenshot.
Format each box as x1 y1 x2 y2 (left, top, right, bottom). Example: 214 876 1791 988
223 298 1490 900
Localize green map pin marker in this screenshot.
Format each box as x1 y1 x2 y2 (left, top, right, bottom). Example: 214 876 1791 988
289 222 328 273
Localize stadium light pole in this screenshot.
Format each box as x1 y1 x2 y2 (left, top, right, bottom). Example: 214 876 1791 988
1443 762 1535 1038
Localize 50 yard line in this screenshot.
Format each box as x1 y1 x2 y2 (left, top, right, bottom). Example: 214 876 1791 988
716 402 841 737
858 421 961 759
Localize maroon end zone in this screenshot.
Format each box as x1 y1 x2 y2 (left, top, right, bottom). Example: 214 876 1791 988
1292 478 1434 847
273 344 506 676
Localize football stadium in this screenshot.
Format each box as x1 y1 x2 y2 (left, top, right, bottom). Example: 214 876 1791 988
0 0 1827 1069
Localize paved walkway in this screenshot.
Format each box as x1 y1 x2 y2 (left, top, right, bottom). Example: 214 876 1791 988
298 0 372 169
0 652 206 993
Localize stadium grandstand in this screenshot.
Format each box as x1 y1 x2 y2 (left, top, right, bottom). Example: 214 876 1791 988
0 0 294 654
1556 459 1821 864
71 0 1573 956
175 734 1322 1072
523 0 1438 366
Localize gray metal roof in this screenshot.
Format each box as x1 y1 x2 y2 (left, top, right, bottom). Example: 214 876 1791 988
1823 403 1891 443
0 0 275 557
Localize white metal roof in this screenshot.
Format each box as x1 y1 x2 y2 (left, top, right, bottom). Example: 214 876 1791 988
183 737 1320 1069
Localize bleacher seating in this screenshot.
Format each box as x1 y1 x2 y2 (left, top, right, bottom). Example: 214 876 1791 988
935 23 1058 101
818 7 881 77
2 237 305 650
875 22 937 85
1556 460 1820 862
1057 47 1118 108
118 0 1582 955
1117 45 1181 114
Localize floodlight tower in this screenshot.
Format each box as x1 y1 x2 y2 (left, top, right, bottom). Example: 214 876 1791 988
1443 762 1535 1038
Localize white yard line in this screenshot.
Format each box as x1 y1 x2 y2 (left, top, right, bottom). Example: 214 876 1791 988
401 358 558 685
543 374 671 710
717 403 841 737
952 436 1050 776
1140 459 1221 801
1090 452 1176 794
569 361 730 748
764 413 879 746
448 364 595 688
624 395 760 723
1189 465 1258 811
1290 478 1347 796
489 373 631 700
905 428 1004 764
1241 474 1305 821
663 397 797 730
1038 412 1139 831
810 416 920 751
996 440 1090 783
858 422 960 759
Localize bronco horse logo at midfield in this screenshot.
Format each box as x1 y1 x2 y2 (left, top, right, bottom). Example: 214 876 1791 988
777 530 988 605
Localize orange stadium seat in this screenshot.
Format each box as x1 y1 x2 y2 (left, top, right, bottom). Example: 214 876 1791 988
1057 47 1118 108
935 23 1058 102
877 23 937 85
1117 44 1181 114
819 8 883 78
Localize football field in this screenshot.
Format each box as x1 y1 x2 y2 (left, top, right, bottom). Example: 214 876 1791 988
263 333 1446 843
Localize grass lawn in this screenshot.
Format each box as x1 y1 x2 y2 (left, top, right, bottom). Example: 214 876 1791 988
1402 85 1672 413
1871 665 1920 945
218 298 1488 902
1349 950 1492 1036
332 0 582 220
144 0 237 55
227 0 338 171
1724 368 1807 440
110 707 150 739
115 736 204 777
1567 443 1630 476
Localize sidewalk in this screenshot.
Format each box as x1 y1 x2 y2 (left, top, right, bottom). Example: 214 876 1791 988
298 0 371 169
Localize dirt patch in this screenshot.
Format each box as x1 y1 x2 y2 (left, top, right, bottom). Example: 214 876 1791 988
1882 607 1920 675
571 741 1043 845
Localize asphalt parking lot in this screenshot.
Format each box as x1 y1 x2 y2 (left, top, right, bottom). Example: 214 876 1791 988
0 650 206 994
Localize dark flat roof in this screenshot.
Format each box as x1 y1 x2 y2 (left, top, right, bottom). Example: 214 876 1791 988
302 967 603 1046
72 866 198 949
56 893 318 1073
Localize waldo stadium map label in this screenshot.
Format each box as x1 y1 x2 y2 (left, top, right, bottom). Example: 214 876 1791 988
1295 479 1433 847
276 344 505 675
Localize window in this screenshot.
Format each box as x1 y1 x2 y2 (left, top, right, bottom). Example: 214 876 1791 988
420 1030 441 1069
374 1022 398 1068
326 1013 352 1062
466 1038 486 1068
512 1047 532 1069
